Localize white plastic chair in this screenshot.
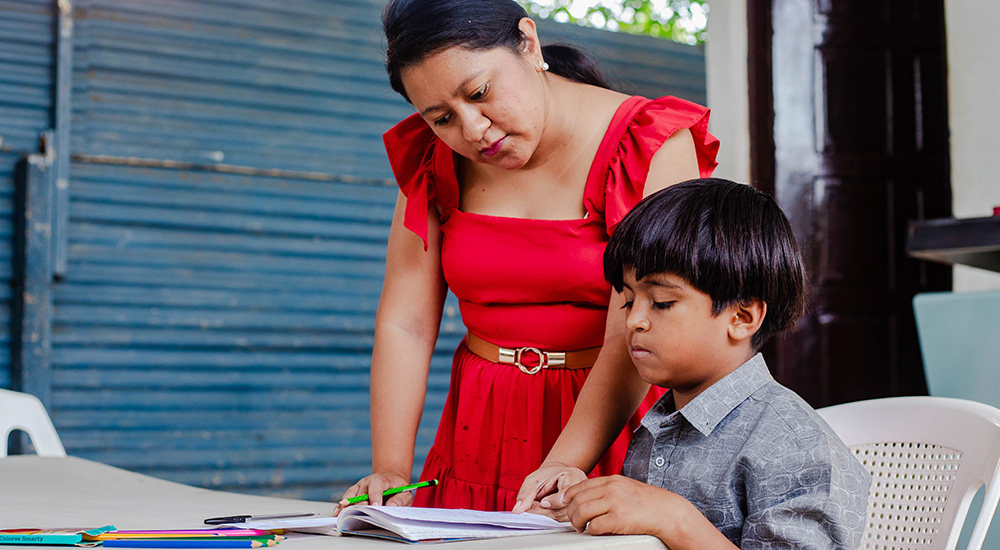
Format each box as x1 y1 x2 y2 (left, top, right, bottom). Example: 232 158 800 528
818 396 1000 550
0 389 66 457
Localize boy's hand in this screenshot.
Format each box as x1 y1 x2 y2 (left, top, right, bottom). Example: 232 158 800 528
512 462 588 517
562 475 675 538
562 476 738 550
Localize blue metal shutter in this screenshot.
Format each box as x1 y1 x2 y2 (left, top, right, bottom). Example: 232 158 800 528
52 0 460 500
0 0 55 390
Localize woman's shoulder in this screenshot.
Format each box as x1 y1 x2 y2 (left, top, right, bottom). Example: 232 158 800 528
577 84 631 111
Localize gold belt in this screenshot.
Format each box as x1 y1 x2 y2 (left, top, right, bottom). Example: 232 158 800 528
464 332 601 375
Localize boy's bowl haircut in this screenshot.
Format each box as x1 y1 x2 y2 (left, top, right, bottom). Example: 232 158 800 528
605 178 808 350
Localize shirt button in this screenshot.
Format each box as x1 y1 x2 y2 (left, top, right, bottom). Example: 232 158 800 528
654 456 665 467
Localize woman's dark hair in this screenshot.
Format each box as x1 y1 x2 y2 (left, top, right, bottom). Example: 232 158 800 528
382 0 610 101
604 178 808 350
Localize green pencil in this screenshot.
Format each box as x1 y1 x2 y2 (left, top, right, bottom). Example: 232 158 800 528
343 479 439 505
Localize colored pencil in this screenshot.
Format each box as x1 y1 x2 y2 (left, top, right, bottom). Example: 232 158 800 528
101 539 273 548
96 531 275 538
96 536 283 543
344 479 439 505
90 533 279 540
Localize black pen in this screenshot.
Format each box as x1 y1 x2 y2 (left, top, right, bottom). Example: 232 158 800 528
203 512 319 525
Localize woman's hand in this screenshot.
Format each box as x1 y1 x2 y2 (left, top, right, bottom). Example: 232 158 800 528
333 471 413 516
511 462 588 518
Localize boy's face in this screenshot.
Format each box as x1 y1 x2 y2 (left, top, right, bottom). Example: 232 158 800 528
621 270 749 400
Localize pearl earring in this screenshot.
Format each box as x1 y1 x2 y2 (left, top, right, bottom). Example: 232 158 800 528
539 60 549 71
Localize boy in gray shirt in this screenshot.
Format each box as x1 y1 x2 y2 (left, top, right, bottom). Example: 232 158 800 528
519 178 869 549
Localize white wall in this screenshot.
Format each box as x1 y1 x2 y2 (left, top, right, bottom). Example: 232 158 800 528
704 0 750 185
944 0 1000 291
706 0 1000 291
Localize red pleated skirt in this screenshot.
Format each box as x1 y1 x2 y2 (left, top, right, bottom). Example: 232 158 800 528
412 341 664 511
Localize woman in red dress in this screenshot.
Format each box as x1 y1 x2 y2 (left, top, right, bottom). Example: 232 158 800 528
337 0 719 512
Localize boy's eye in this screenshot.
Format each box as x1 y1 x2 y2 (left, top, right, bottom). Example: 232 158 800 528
652 301 675 310
620 300 634 310
470 84 489 101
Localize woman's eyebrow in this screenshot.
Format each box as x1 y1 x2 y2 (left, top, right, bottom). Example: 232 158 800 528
418 73 485 117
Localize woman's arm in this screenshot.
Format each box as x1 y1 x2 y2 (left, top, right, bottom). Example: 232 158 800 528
337 191 448 511
544 290 646 472
514 128 700 512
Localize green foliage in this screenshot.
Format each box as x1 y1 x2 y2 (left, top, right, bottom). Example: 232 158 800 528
518 0 708 45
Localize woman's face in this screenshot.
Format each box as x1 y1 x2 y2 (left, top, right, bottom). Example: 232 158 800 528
400 42 548 171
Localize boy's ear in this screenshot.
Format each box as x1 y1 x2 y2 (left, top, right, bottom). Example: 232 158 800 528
728 299 766 343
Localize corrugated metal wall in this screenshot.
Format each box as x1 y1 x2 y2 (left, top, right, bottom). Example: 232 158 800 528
0 0 55 390
68 0 406 176
2 0 705 501
538 18 707 104
52 163 456 498
52 0 458 500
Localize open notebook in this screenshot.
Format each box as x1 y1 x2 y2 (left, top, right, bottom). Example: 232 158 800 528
228 507 573 544
337 506 573 544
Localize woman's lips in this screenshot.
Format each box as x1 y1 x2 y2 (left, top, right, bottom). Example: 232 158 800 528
481 137 505 157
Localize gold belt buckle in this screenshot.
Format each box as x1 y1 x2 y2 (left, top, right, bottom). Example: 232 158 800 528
498 346 567 375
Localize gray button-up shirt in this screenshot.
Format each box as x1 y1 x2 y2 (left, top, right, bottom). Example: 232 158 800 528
623 354 870 549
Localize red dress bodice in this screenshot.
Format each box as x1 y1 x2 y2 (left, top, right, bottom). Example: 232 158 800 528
385 95 720 350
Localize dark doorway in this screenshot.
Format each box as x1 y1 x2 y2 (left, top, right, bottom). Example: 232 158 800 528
749 0 953 407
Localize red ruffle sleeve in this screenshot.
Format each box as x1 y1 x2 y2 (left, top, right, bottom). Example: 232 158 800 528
585 96 720 236
383 113 445 251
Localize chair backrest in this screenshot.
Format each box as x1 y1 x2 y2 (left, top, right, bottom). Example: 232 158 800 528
818 396 1000 550
913 291 1000 410
913 291 1000 550
0 389 67 457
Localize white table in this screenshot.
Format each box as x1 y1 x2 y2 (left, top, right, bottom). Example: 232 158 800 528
0 456 665 549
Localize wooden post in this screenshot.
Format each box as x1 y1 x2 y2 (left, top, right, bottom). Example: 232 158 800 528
12 132 56 411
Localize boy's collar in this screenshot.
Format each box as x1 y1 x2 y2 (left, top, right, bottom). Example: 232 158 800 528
659 353 773 437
